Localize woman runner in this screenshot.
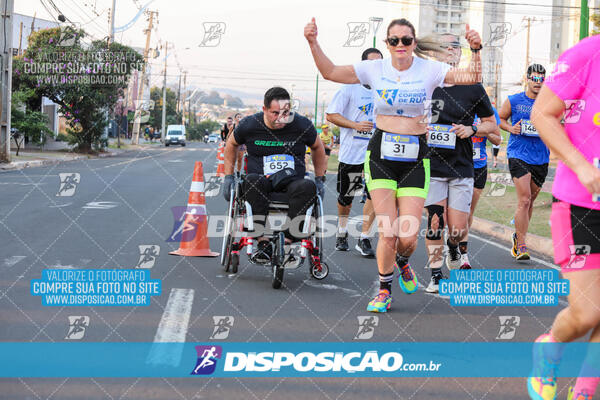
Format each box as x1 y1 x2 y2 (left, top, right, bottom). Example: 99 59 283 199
304 17 484 312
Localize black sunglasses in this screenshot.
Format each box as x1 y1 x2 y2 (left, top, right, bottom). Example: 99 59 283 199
386 36 414 47
440 41 461 49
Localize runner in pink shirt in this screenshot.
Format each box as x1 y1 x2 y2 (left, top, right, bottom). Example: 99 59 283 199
527 35 600 400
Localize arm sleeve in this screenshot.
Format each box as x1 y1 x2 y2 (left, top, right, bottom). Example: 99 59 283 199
544 41 591 101
326 86 349 115
352 59 379 87
473 85 494 119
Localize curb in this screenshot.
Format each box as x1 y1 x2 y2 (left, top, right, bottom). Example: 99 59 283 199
0 151 119 172
470 216 554 259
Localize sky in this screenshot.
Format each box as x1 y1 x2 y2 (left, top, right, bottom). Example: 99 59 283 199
16 0 576 109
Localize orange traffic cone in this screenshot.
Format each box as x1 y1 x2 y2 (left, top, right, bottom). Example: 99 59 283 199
216 150 225 177
170 162 219 257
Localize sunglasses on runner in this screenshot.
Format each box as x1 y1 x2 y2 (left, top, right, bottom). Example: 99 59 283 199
386 36 414 46
440 41 461 49
529 76 545 83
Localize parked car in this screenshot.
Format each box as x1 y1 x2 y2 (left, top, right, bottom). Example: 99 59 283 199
207 133 220 143
165 125 186 147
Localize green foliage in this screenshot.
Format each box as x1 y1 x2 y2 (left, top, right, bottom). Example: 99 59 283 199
592 13 600 35
11 89 53 149
55 133 70 142
12 26 144 153
186 119 221 141
149 86 179 130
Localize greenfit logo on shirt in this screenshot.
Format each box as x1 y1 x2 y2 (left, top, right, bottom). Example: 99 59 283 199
254 140 297 147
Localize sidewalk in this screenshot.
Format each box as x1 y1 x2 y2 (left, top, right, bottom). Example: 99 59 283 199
1 136 156 172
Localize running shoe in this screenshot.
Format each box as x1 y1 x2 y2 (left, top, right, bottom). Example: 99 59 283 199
516 244 531 261
367 289 392 313
251 240 272 263
567 386 592 400
446 244 462 270
396 260 418 294
527 333 559 400
460 253 472 269
335 232 349 251
425 273 445 294
355 238 375 258
511 232 519 257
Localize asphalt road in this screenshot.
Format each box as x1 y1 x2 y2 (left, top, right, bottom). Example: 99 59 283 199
0 141 574 399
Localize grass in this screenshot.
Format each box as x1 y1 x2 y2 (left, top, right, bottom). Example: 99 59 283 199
326 153 339 173
474 183 552 238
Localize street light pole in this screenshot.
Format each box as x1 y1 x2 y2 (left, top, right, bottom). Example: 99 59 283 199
580 0 589 40
108 0 116 44
314 74 319 127
161 42 168 143
370 17 383 48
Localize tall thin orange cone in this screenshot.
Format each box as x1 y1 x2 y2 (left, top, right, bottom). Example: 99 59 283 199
216 148 225 177
170 162 219 257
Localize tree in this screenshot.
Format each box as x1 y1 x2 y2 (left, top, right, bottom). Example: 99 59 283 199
592 12 600 35
12 26 144 152
11 89 53 155
149 86 178 130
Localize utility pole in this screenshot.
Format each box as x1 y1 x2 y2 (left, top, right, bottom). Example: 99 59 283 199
525 17 531 72
18 22 23 55
108 0 116 44
161 41 168 143
0 0 14 163
132 10 157 144
494 63 500 106
176 74 181 113
580 0 589 40
314 74 319 127
181 72 187 125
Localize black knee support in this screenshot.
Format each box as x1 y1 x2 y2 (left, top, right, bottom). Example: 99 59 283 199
426 205 444 240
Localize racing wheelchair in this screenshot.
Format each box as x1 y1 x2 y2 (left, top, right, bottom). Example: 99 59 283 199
220 175 329 289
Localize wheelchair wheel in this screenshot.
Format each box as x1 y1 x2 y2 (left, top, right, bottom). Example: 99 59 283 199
221 187 236 267
231 253 239 274
314 195 325 259
310 261 328 280
271 232 285 289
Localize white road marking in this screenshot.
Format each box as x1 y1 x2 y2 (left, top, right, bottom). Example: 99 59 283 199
82 201 118 210
468 232 558 270
147 288 194 366
3 256 26 267
49 202 73 208
48 263 76 269
304 280 361 297
0 182 48 186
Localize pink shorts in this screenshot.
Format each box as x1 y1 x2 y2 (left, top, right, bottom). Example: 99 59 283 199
551 200 600 272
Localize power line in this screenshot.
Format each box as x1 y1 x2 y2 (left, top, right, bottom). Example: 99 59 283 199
381 0 599 11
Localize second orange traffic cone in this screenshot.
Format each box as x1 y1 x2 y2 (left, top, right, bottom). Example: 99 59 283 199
170 161 219 257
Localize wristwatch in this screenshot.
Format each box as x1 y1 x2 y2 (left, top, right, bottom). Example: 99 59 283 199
470 44 483 53
472 125 478 134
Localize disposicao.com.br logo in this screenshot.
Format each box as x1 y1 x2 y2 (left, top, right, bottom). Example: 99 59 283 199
191 346 442 376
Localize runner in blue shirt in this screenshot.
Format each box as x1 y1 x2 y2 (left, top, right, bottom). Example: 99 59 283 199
498 64 550 260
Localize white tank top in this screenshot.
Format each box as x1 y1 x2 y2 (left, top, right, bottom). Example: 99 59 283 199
353 56 451 118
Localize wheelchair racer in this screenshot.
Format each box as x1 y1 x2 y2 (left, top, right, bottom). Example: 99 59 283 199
223 87 328 262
